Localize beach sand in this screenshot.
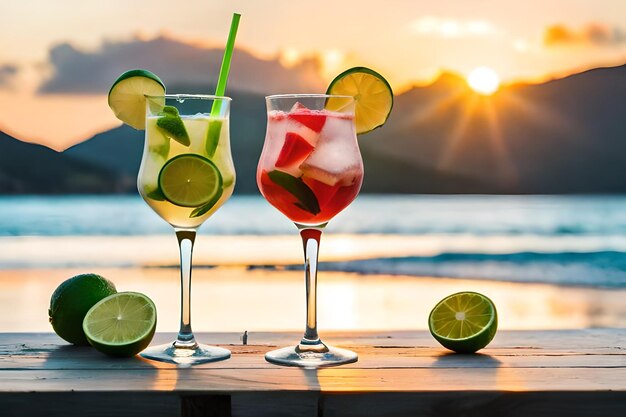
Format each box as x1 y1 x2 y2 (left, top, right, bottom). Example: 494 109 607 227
3 267 624 333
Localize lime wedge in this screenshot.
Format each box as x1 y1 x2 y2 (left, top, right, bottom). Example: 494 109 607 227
108 69 165 130
158 154 223 208
156 106 191 146
83 292 156 357
428 291 498 353
326 67 393 134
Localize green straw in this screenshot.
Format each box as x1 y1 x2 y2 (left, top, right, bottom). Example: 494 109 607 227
211 12 241 115
206 12 241 157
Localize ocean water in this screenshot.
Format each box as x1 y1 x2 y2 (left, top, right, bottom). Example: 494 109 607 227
2 195 626 287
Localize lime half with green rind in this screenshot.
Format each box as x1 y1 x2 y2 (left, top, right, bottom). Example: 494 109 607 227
83 292 157 358
326 66 393 135
428 291 498 353
108 69 165 130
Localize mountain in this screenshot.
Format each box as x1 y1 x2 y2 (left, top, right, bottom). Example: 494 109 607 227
66 88 490 194
365 64 626 193
11 64 626 194
0 130 130 193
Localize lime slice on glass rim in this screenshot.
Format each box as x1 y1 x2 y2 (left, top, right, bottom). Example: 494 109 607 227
108 69 165 130
326 66 393 134
158 154 223 208
428 291 498 353
83 292 157 357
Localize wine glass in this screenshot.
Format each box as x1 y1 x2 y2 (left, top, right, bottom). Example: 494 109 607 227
257 94 363 367
138 94 235 365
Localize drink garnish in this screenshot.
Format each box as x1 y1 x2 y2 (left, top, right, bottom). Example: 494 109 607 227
267 170 320 215
108 69 166 130
288 110 327 133
276 132 315 168
156 105 191 146
326 66 393 134
158 154 223 208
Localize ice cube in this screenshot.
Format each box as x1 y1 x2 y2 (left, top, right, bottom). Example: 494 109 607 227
259 112 288 171
290 102 308 112
299 117 362 186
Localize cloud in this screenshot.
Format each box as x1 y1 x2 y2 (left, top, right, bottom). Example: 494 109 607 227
409 16 497 38
544 23 626 46
0 64 18 88
38 35 325 95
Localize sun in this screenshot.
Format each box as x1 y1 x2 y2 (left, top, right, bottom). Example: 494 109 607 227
467 67 500 95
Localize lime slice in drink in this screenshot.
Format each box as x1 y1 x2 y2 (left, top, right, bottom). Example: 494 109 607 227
83 292 157 357
158 154 223 208
326 67 393 134
108 69 165 130
428 291 498 353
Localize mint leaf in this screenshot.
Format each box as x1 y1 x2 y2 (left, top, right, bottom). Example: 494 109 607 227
267 170 320 215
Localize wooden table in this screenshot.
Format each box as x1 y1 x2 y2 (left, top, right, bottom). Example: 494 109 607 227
1 330 625 416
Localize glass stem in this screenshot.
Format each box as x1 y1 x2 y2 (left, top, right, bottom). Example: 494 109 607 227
175 229 198 348
298 228 328 352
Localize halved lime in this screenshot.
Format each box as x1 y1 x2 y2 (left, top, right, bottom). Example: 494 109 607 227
83 292 156 357
158 154 223 208
326 67 393 135
428 291 498 353
108 69 165 130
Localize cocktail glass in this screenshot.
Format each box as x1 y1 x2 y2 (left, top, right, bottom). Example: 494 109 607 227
257 94 363 367
138 94 235 365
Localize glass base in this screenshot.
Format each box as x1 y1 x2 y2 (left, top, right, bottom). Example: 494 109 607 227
140 342 231 366
265 344 358 368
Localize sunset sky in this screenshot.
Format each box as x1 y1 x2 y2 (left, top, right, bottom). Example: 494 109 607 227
1 0 625 149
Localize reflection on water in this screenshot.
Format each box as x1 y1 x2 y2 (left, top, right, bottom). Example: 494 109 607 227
2 267 624 332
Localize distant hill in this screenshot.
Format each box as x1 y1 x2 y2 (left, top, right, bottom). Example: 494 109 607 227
365 64 626 193
65 88 490 194
0 130 129 193
8 64 626 194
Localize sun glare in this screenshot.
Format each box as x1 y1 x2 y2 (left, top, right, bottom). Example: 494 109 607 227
467 67 500 95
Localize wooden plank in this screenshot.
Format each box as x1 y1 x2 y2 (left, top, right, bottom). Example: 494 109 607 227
1 368 625 392
0 330 624 416
1 345 624 370
1 330 624 371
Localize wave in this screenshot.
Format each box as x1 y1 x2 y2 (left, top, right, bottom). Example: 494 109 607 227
314 251 626 288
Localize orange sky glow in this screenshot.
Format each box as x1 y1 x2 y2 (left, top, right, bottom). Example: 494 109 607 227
1 0 625 149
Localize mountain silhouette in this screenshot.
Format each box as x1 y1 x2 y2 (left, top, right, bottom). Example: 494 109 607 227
0 130 130 193
365 65 626 193
4 64 626 194
65 88 488 194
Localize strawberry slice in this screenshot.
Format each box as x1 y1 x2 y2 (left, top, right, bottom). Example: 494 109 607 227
276 132 315 168
289 112 327 132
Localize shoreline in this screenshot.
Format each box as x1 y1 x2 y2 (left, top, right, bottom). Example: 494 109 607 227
2 267 624 333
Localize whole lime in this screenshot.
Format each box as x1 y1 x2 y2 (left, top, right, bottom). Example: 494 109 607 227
48 273 117 345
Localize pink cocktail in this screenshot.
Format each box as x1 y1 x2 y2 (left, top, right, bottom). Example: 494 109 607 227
257 94 362 367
